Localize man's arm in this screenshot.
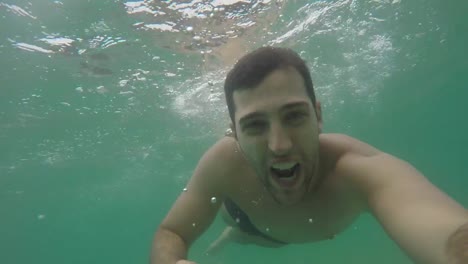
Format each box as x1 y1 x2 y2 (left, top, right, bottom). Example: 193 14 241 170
150 138 233 264
151 228 191 264
343 150 468 264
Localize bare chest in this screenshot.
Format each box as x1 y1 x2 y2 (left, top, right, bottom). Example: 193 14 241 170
229 174 363 243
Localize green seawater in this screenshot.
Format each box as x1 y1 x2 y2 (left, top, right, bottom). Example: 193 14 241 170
1 0 467 263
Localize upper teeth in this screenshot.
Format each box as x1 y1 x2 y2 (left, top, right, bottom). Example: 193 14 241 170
271 163 297 170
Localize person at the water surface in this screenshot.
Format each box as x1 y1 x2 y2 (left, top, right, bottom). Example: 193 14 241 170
151 47 468 264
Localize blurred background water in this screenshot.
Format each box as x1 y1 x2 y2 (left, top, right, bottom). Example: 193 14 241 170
1 0 467 263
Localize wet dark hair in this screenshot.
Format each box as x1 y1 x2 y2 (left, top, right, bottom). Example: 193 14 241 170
224 46 316 125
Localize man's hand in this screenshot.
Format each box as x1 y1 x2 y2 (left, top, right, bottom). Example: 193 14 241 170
176 260 197 264
446 221 468 264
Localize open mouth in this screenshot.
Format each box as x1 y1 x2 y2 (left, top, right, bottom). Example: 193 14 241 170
270 163 300 187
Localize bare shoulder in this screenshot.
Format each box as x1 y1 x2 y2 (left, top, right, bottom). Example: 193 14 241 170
201 136 242 171
328 134 446 205
318 134 382 204
192 136 240 188
324 133 396 189
319 134 414 204
320 133 381 158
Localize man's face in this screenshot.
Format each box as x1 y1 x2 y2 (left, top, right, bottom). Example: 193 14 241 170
233 67 322 206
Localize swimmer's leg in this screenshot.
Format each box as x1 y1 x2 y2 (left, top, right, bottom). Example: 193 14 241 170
205 205 247 255
205 226 239 256
205 205 284 255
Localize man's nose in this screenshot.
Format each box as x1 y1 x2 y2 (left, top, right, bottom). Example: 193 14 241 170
268 124 292 156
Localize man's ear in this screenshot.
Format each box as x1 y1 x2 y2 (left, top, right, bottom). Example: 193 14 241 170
315 101 323 133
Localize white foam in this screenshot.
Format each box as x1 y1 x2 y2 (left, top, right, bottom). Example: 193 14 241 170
13 42 54 54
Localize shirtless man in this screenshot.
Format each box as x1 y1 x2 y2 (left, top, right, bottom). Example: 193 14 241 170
151 47 468 264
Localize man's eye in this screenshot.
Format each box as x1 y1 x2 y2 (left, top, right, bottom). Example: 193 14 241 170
286 111 307 124
243 121 267 134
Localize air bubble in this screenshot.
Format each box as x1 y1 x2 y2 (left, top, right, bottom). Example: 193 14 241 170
265 227 270 232
308 218 313 223
235 218 240 223
192 223 196 227
183 188 188 192
186 26 193 32
211 197 217 204
225 128 233 136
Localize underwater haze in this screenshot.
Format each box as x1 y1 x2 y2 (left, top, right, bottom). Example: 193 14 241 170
1 0 467 263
